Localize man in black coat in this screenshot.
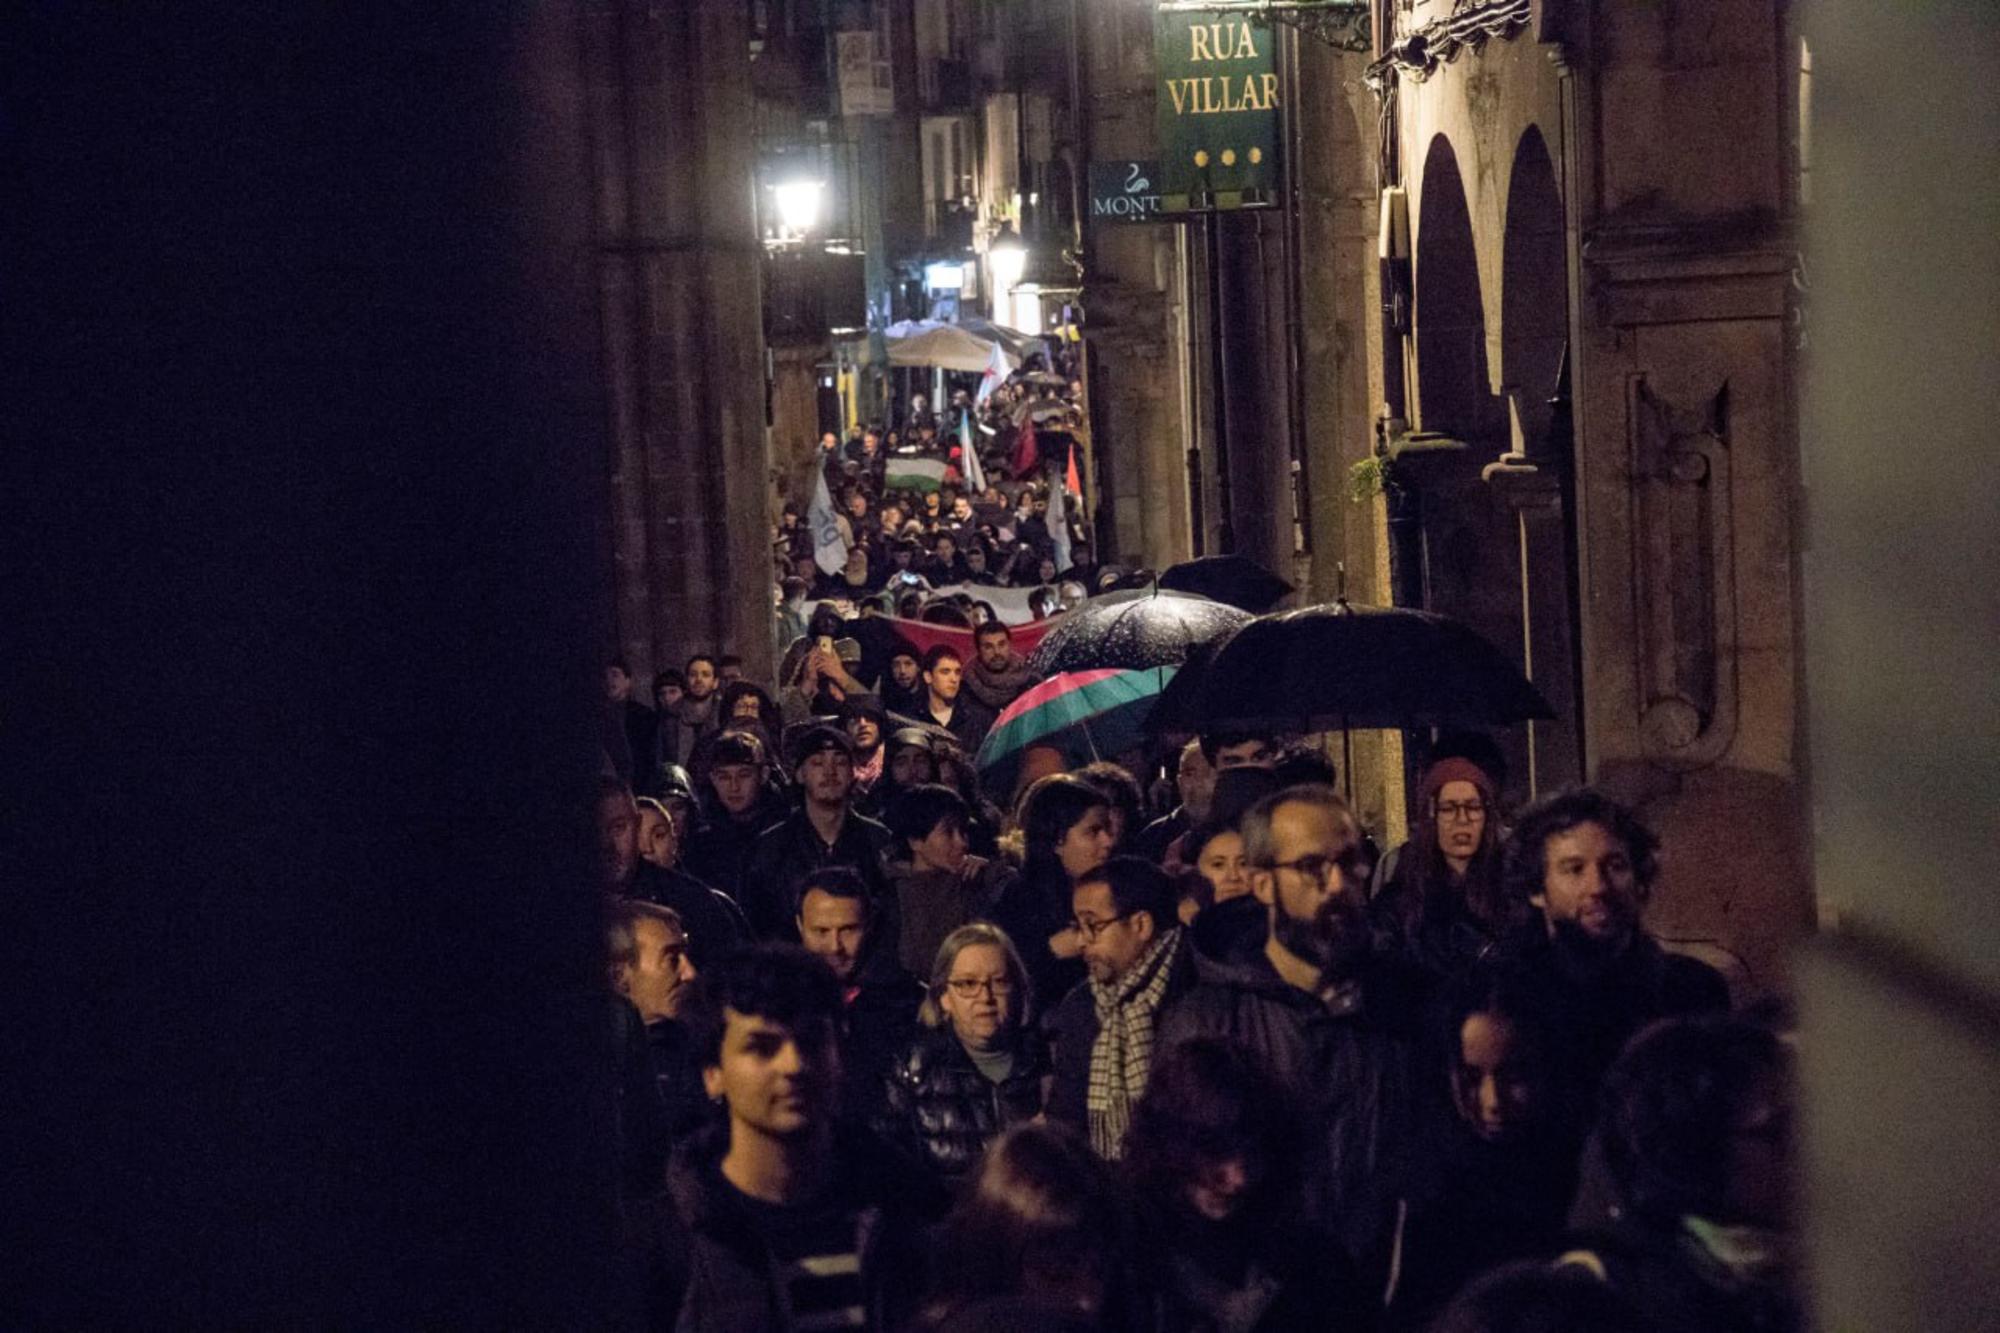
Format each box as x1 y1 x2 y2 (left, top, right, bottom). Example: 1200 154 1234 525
792 866 924 1127
1494 788 1730 1102
680 730 790 903
647 946 943 1331
1158 783 1435 1284
741 725 894 942
1044 856 1198 1160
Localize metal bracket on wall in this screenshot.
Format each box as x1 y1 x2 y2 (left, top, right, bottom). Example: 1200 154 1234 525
1155 0 1375 53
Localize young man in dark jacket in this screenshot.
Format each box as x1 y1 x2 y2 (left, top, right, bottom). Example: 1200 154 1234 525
1158 784 1435 1286
649 945 943 1330
1495 788 1731 1103
741 725 894 941
793 866 925 1126
1045 856 1198 1160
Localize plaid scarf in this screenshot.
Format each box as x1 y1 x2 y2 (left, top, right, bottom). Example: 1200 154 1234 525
1085 926 1183 1160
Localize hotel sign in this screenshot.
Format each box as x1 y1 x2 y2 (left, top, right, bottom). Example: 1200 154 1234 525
1087 160 1167 224
1154 12 1281 211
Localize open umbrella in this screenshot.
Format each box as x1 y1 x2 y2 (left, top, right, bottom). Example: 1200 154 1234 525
974 666 1175 797
1157 553 1294 613
1025 588 1251 676
1164 600 1554 733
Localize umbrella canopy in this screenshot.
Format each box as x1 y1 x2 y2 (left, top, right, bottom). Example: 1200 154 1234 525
1017 370 1069 388
1157 553 1294 613
975 666 1175 796
1026 588 1251 676
1162 600 1554 733
886 323 1019 372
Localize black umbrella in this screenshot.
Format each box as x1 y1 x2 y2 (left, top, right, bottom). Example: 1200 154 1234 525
1025 588 1252 676
1167 600 1554 733
1157 553 1294 613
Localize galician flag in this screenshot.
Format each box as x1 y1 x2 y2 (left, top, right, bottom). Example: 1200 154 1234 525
809 467 849 576
885 456 949 493
958 410 987 494
974 339 1008 408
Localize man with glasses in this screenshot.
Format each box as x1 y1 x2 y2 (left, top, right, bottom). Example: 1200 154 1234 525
1045 857 1198 1160
1159 784 1431 1284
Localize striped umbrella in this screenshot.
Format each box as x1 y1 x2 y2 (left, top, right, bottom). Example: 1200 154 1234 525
974 666 1176 798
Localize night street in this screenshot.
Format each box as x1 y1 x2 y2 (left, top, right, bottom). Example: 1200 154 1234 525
8 2 1997 1328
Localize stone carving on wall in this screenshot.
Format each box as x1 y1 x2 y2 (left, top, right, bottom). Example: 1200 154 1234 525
1628 374 1738 771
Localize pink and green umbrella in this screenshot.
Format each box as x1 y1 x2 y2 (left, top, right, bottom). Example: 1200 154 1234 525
974 666 1177 794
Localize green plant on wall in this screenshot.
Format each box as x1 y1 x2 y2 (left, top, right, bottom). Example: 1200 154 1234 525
1348 454 1388 504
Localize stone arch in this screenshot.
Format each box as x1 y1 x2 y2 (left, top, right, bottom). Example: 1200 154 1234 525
1414 134 1498 442
1500 125 1567 453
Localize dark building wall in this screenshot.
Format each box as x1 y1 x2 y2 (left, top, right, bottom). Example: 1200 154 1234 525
10 5 626 1322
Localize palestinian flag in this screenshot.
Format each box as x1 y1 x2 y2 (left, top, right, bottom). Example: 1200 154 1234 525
885 457 949 493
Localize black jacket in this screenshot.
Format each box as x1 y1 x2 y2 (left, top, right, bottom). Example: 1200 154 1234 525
681 790 790 903
741 807 895 942
876 1026 1050 1180
839 950 927 1125
629 863 749 972
1495 924 1730 1100
1044 931 1199 1133
921 694 996 751
990 862 1085 1010
649 1125 943 1331
1157 947 1434 1274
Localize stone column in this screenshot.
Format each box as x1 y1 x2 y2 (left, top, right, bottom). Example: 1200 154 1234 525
584 0 775 683
1078 0 1194 571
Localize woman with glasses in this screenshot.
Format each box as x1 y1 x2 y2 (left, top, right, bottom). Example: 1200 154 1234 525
877 921 1051 1181
1370 752 1520 984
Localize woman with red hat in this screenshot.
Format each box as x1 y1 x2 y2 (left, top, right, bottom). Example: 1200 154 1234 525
1370 751 1520 984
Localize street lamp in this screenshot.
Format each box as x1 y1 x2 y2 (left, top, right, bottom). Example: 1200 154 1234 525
772 179 824 238
988 222 1027 291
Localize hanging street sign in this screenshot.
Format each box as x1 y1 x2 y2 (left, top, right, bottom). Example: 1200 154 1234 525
1154 9 1282 212
1086 160 1168 224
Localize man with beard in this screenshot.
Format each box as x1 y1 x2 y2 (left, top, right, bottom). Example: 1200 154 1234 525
658 653 723 768
1497 789 1729 1103
963 620 1033 714
840 694 888 795
878 643 925 717
1159 784 1432 1284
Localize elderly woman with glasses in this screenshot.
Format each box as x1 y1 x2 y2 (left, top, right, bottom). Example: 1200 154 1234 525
876 921 1051 1182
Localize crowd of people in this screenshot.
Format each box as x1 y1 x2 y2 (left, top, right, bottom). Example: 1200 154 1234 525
773 356 1112 621
595 617 1800 1330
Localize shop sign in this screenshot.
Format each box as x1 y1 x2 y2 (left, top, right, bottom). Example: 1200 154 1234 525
1087 160 1167 224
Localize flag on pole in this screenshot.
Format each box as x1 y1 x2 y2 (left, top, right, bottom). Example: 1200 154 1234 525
958 410 986 494
885 457 950 493
974 339 1008 408
1047 460 1072 576
1010 412 1039 479
809 467 849 576
1065 440 1081 498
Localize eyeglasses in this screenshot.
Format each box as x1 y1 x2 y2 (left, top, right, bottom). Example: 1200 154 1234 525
946 976 1015 999
1435 800 1488 822
1070 911 1134 941
1265 852 1368 885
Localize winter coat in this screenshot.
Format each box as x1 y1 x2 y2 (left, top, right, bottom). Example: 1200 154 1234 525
1556 1213 1801 1333
648 1125 943 1332
681 791 790 903
739 807 895 942
1494 923 1731 1103
1043 931 1199 1133
839 951 927 1126
877 1026 1050 1180
629 863 750 972
886 855 1014 978
1156 947 1435 1277
990 862 1085 1010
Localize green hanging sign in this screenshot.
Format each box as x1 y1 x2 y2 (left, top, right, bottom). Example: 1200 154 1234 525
1154 10 1281 212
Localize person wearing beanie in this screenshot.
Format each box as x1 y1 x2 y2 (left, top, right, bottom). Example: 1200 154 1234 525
1368 754 1516 985
740 723 895 942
